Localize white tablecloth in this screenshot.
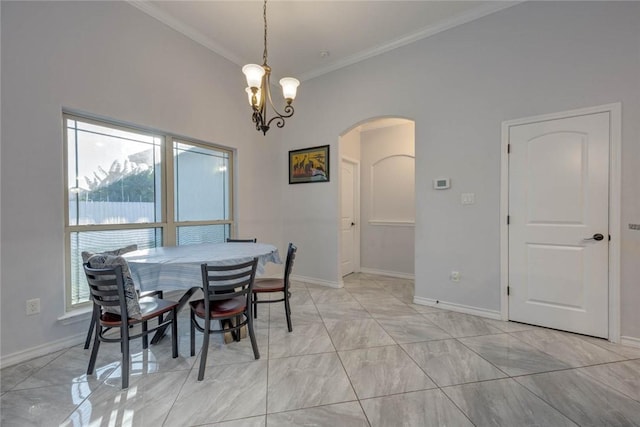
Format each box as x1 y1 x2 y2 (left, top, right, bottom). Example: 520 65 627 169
124 242 281 291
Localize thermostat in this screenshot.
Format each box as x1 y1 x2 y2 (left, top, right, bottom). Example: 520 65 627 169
433 178 450 189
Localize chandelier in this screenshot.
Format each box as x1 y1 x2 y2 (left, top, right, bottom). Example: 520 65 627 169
242 0 300 135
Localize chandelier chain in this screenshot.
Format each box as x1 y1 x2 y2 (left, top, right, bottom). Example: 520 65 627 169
262 0 268 65
243 0 297 134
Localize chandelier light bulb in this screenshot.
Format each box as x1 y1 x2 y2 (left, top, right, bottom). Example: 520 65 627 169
242 64 265 88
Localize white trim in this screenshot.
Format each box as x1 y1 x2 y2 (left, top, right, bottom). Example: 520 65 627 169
608 103 622 343
291 274 342 289
340 116 416 137
127 1 243 66
500 114 510 321
57 306 93 325
129 1 520 83
413 296 502 320
368 220 415 227
340 156 361 277
298 2 521 81
620 336 640 349
0 333 85 369
500 103 622 341
360 267 414 281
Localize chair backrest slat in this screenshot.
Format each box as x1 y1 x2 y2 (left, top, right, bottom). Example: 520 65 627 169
201 258 258 302
83 264 129 316
88 287 119 297
206 270 254 283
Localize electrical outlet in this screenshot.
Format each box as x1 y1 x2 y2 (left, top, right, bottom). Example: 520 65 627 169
26 298 40 315
450 271 461 282
461 193 475 205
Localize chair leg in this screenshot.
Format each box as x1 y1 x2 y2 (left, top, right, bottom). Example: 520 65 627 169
247 311 260 360
235 315 241 342
284 294 293 333
87 324 101 375
142 320 148 349
197 317 210 381
84 305 98 350
253 294 258 318
171 307 178 358
190 311 196 357
84 323 93 350
121 324 130 389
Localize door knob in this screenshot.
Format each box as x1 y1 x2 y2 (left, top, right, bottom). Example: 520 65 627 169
351 222 355 226
584 233 604 241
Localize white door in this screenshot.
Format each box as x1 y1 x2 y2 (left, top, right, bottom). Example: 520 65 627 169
508 112 610 338
341 159 357 276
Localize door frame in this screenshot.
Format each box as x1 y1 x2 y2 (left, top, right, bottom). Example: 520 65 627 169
340 156 361 276
500 103 621 341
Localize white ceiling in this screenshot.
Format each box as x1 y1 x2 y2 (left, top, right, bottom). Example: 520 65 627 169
130 1 518 82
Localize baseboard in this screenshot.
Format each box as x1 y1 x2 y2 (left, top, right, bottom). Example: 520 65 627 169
360 267 415 280
290 274 342 288
620 336 640 348
413 296 502 320
0 333 85 369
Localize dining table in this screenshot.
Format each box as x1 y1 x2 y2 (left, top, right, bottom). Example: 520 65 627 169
124 242 281 343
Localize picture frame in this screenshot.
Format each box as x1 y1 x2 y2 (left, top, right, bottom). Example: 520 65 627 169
289 145 330 184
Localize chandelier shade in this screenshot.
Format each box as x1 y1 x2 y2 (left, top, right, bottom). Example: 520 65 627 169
242 64 266 89
279 77 300 102
242 0 299 135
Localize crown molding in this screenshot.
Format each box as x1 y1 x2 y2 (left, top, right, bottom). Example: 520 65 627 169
128 0 244 66
299 1 521 81
129 1 521 82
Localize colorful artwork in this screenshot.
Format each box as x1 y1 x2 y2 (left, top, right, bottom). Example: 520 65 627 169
289 145 330 184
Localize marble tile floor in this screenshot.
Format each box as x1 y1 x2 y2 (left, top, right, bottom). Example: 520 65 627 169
2 273 640 426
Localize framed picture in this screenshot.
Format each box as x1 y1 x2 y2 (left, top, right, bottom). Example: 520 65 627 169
289 145 330 184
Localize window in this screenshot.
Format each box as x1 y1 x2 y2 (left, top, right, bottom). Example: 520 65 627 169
64 114 233 310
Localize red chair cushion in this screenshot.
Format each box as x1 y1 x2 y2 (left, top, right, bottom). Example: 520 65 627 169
100 297 178 326
190 297 246 319
253 278 285 293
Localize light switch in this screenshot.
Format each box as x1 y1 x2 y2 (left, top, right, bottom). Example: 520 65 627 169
461 193 475 205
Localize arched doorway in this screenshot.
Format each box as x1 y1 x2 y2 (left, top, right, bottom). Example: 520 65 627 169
339 117 416 281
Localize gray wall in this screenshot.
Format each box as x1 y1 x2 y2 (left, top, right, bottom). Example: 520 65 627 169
0 1 283 361
280 2 640 340
2 1 639 363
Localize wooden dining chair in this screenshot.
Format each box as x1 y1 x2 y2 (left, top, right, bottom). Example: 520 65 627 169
226 238 257 243
84 288 164 349
189 258 260 381
81 245 164 350
252 243 297 332
83 264 179 389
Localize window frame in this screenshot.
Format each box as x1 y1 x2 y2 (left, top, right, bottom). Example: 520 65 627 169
63 112 234 311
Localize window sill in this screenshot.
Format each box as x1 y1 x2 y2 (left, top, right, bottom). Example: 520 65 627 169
58 306 92 325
